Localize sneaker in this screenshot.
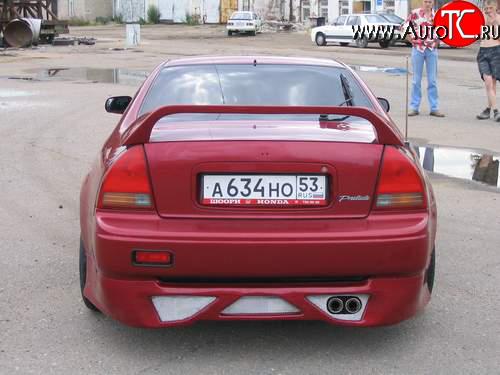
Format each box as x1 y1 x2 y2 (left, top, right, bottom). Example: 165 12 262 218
477 108 491 120
494 109 500 122
430 110 445 118
408 109 419 116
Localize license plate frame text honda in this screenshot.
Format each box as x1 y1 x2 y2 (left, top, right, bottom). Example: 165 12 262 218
201 174 328 207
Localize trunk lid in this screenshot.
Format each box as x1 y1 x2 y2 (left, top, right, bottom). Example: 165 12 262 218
144 119 383 219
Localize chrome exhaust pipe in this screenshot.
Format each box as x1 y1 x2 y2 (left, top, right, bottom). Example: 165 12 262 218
345 297 362 314
326 297 344 314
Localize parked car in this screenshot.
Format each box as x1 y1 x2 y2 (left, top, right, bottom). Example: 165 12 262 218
80 56 437 328
311 13 401 48
227 11 263 36
378 12 412 46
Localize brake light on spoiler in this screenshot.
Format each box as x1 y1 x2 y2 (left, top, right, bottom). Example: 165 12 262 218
375 146 426 210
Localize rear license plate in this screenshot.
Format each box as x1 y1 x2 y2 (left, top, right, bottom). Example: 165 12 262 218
201 175 328 207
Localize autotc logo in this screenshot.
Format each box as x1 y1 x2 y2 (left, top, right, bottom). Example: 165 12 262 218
434 0 486 47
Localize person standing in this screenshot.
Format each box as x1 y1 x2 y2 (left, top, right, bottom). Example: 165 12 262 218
405 0 445 117
476 0 500 121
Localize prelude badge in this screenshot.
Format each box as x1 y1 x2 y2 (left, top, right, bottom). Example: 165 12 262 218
338 195 370 202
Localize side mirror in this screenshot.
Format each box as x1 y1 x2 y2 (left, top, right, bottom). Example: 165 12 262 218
377 97 390 112
105 96 132 114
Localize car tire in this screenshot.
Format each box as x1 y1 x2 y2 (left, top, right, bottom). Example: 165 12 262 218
340 42 349 46
315 32 326 46
379 40 390 48
79 239 100 312
356 36 368 48
228 30 233 36
426 248 436 294
249 30 256 36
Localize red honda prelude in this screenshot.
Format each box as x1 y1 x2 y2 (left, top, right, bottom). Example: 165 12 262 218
79 56 437 327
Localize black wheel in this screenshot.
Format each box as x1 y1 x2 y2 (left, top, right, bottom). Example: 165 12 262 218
340 42 349 46
79 239 100 312
425 248 436 293
379 40 390 48
315 32 326 46
356 36 368 48
227 30 233 36
249 30 256 36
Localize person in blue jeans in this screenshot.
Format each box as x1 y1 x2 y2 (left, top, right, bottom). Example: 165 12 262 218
404 0 445 117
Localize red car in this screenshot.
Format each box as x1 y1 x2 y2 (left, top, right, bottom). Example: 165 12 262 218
79 56 437 327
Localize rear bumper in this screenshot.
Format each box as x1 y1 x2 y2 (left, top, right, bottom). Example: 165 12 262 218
85 264 430 328
84 211 434 327
92 211 433 279
227 25 256 32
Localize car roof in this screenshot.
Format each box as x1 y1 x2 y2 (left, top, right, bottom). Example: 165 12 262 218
341 13 381 17
164 56 345 69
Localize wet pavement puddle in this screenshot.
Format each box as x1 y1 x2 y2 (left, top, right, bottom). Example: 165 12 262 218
22 67 149 85
8 66 405 84
0 89 35 98
413 144 500 189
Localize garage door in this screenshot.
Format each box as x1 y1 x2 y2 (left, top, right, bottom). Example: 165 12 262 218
220 0 238 23
158 0 188 22
158 0 174 21
204 0 220 23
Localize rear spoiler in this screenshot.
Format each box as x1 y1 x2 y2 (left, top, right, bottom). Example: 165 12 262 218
120 105 404 147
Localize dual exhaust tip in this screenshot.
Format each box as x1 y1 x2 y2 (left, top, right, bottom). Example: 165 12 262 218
326 296 362 315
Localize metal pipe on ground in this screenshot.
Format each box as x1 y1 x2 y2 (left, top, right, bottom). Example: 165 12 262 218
4 18 42 48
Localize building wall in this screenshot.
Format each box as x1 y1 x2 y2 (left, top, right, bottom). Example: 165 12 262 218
237 0 419 23
57 0 113 20
110 0 430 24
115 0 220 23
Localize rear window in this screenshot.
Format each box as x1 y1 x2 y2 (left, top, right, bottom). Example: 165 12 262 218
230 12 252 20
140 64 373 115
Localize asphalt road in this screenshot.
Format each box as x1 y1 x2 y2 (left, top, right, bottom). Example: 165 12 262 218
1 25 499 374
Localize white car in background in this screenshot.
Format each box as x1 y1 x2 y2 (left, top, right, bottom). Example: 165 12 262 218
227 11 263 36
311 14 401 48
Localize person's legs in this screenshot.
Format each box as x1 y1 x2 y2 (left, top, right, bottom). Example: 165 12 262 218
426 48 439 112
410 48 424 112
477 74 495 119
485 75 496 108
477 47 498 119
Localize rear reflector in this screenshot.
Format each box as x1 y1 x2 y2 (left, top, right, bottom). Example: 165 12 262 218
134 250 172 265
375 146 426 209
97 145 154 210
152 296 216 322
221 296 300 315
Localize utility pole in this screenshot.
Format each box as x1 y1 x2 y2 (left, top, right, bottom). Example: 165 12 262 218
289 0 294 21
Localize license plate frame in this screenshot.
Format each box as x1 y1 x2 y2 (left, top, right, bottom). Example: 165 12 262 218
200 174 329 207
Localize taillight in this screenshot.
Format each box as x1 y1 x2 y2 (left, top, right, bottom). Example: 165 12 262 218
374 146 426 210
97 145 154 210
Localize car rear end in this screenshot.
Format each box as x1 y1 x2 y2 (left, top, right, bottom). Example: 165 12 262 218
227 12 257 34
80 59 436 328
